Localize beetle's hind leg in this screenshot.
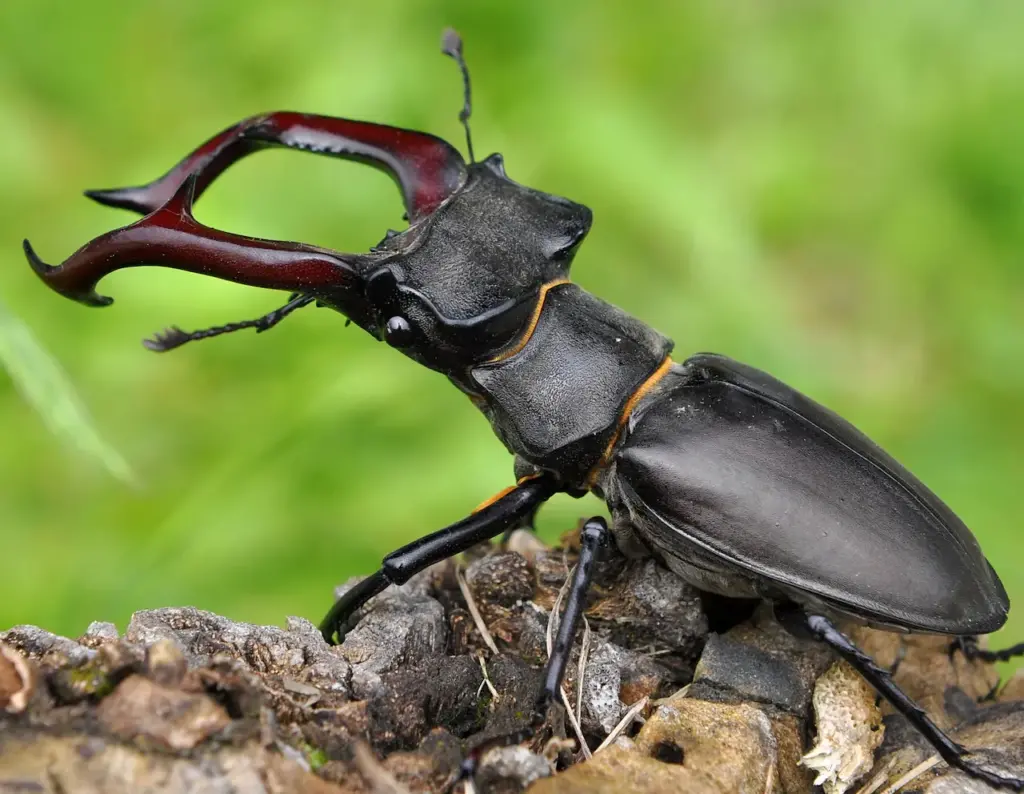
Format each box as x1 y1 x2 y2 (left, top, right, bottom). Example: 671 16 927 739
952 635 1024 665
776 605 1024 791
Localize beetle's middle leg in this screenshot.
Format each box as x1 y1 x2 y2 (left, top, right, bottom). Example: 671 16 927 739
452 515 610 790
777 605 1024 791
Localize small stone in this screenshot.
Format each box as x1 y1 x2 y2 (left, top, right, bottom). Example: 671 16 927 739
801 661 884 794
96 674 231 750
85 621 119 640
580 640 670 736
474 745 551 793
465 551 535 607
506 528 548 562
0 643 35 713
145 638 188 687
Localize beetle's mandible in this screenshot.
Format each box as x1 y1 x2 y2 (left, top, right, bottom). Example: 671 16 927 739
22 30 1023 790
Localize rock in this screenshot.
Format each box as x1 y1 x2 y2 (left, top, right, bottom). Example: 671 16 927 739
475 745 552 793
380 729 463 793
801 661 884 794
125 608 351 696
367 655 484 753
532 696 795 794
0 624 95 666
871 700 1024 792
534 554 707 685
579 640 670 736
1003 671 1024 702
1 538 1021 793
480 653 545 737
588 559 707 662
43 640 142 705
146 638 188 687
689 606 833 714
336 581 446 699
85 621 120 640
528 743 718 794
466 551 536 608
96 674 231 750
0 733 348 793
632 697 784 792
0 644 34 714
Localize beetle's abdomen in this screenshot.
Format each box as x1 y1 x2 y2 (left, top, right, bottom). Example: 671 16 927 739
470 283 672 486
613 354 1009 635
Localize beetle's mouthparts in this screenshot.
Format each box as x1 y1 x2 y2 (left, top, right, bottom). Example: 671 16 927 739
23 175 362 308
24 111 468 308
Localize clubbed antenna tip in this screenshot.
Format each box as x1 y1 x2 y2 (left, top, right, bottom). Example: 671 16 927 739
441 27 475 163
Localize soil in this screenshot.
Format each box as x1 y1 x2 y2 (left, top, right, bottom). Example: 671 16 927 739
1 530 1022 793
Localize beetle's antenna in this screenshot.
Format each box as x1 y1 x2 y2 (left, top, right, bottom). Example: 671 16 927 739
441 28 475 163
143 293 314 352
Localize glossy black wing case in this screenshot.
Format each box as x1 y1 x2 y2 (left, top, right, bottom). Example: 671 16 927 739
613 353 1009 634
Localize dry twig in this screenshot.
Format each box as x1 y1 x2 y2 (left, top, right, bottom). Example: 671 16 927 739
595 695 649 753
457 566 500 655
878 755 941 794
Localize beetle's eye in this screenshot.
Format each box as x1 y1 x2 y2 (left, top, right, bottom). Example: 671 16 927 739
384 315 414 347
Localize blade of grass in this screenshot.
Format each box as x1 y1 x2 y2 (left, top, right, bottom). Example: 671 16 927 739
0 298 136 486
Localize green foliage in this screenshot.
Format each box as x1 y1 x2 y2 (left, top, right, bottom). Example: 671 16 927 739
0 1 1020 669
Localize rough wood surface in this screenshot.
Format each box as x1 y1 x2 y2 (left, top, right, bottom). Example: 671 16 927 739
1 532 1022 793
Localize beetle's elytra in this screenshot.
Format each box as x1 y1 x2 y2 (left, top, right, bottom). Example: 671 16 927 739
22 30 1022 790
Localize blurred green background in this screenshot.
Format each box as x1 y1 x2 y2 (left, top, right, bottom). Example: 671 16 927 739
1 2 1021 660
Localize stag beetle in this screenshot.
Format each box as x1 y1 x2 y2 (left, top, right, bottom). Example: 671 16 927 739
22 30 1024 790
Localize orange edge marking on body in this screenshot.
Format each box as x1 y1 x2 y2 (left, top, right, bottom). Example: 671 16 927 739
472 474 542 514
585 356 675 489
485 279 572 364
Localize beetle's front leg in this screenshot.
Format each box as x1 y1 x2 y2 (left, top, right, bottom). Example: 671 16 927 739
319 475 558 644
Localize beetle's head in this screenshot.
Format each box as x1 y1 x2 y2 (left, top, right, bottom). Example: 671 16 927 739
337 153 592 372
22 30 591 376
